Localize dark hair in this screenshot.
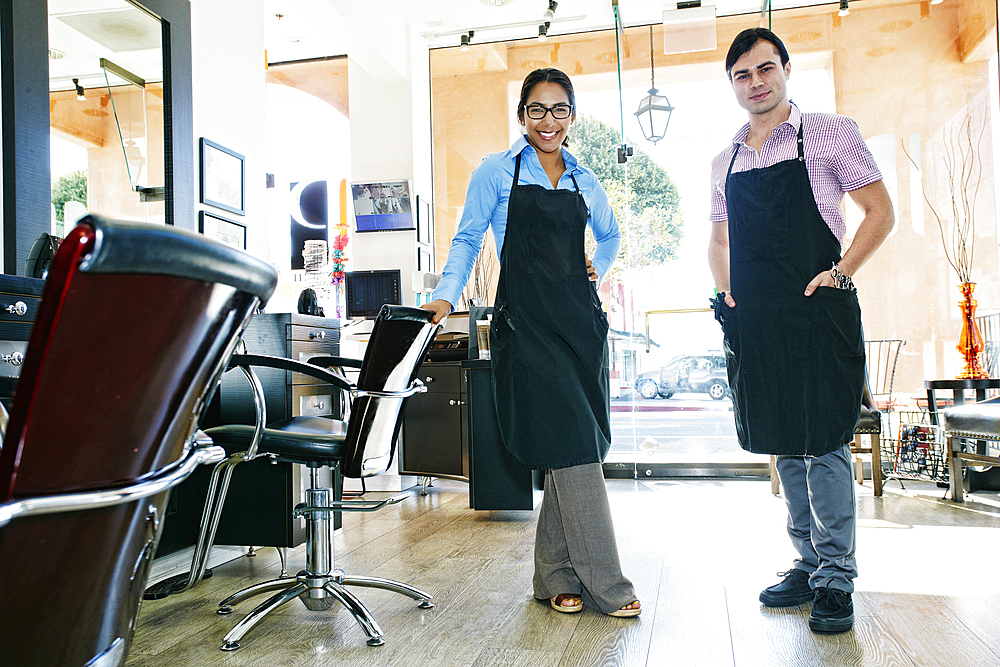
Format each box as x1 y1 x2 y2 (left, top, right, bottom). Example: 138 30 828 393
517 68 575 147
725 28 790 79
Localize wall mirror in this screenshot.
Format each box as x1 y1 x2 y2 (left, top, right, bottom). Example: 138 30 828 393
48 0 164 233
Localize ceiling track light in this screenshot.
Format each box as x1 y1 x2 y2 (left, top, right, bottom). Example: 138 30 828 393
543 0 558 20
538 21 550 42
838 0 850 17
72 78 86 101
460 30 474 51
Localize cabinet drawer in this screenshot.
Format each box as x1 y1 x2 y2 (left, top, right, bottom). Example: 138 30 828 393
290 339 344 385
417 362 464 394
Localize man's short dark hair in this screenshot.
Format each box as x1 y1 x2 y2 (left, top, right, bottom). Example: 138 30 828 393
725 28 790 79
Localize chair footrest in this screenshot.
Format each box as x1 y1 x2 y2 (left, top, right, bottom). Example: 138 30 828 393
293 496 405 516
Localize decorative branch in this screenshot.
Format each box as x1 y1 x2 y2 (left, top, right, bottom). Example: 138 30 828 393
901 103 986 285
460 234 499 309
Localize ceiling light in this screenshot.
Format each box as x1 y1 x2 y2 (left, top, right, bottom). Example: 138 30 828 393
635 26 674 144
838 0 850 17
543 0 558 20
72 78 86 102
460 31 474 52
538 22 549 42
48 48 65 60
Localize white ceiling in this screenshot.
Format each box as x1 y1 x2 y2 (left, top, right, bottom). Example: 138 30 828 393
263 0 835 62
46 0 840 90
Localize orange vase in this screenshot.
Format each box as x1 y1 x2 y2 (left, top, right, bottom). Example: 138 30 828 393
956 282 988 379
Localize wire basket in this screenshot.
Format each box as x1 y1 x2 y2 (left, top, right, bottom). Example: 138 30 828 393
879 410 949 483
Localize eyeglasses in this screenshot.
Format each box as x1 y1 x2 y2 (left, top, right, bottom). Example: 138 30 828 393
525 104 573 120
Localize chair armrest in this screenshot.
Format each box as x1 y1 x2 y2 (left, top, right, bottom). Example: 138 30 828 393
308 355 363 370
0 435 225 529
229 354 352 391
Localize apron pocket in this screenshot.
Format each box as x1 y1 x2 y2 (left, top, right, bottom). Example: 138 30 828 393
810 287 862 354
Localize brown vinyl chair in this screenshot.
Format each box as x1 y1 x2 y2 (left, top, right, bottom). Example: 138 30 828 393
769 339 905 497
195 305 440 651
0 214 277 667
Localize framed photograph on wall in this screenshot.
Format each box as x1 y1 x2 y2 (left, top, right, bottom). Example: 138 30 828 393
416 194 432 244
200 210 246 250
200 138 245 216
418 246 433 272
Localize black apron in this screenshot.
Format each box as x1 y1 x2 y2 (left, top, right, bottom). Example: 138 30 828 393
718 121 864 457
489 152 612 469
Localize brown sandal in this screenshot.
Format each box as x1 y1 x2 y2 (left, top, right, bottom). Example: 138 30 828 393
549 593 583 613
606 600 641 618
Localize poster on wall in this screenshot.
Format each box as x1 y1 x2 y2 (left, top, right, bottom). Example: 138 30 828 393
290 180 329 270
200 138 245 216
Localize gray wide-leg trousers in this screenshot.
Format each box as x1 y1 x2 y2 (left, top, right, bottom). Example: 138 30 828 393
775 443 858 592
532 462 637 613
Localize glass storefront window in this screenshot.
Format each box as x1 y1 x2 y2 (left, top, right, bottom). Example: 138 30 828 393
430 1 1000 476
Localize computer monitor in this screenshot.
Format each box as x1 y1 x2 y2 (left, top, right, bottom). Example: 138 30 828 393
345 270 402 319
350 180 415 232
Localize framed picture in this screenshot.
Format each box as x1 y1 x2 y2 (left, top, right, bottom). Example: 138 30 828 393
417 246 432 272
200 138 245 216
416 194 432 244
200 210 246 250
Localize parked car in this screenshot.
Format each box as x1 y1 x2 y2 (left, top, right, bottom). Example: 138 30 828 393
634 354 730 400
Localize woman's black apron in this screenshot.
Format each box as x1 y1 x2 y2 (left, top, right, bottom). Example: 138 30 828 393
489 152 611 469
718 121 864 457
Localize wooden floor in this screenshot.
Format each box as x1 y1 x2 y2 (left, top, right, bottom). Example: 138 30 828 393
128 476 1000 667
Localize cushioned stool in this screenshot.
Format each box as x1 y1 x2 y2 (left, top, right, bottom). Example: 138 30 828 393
942 397 1000 502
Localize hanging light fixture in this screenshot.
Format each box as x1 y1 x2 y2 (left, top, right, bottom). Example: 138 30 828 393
72 78 86 101
538 21 549 42
838 0 850 17
543 0 558 20
634 26 674 144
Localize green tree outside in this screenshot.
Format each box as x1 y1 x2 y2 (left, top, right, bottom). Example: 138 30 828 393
569 115 682 275
51 170 88 227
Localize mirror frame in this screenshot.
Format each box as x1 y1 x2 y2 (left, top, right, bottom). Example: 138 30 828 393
0 0 193 276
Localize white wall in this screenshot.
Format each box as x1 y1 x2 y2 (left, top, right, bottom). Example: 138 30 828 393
190 0 267 257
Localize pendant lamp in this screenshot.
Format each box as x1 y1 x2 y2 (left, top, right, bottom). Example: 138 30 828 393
634 26 674 144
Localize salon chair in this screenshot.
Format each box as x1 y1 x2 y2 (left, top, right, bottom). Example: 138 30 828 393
198 304 439 651
0 214 277 667
943 397 1000 502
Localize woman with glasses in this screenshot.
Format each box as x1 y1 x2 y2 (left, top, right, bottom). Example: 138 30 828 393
422 68 639 618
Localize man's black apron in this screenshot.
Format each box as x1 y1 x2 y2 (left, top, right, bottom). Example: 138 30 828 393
489 152 611 469
718 122 864 457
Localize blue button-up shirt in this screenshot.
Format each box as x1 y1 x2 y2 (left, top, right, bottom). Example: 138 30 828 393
432 136 621 307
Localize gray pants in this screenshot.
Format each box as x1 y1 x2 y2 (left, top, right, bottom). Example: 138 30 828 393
532 462 636 613
775 443 857 592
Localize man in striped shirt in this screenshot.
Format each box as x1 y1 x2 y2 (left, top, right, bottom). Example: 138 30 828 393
708 28 893 635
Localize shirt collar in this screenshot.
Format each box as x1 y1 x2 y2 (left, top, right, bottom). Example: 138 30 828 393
731 102 801 146
511 135 579 172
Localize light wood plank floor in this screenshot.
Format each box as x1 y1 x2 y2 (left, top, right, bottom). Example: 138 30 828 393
128 476 1000 667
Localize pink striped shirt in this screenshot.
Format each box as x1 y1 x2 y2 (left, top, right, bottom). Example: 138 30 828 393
709 104 882 244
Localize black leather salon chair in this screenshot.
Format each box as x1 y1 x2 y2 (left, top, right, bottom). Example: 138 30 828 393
197 304 439 651
942 396 1000 502
0 214 277 667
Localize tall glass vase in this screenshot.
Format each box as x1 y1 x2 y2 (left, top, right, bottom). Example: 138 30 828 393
956 282 988 379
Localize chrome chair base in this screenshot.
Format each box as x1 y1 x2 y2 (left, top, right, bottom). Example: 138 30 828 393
216 569 433 650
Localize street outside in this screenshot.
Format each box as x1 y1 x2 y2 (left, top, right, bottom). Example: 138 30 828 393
607 391 757 463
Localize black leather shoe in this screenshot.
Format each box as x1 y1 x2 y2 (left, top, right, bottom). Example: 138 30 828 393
809 587 854 634
759 569 812 607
